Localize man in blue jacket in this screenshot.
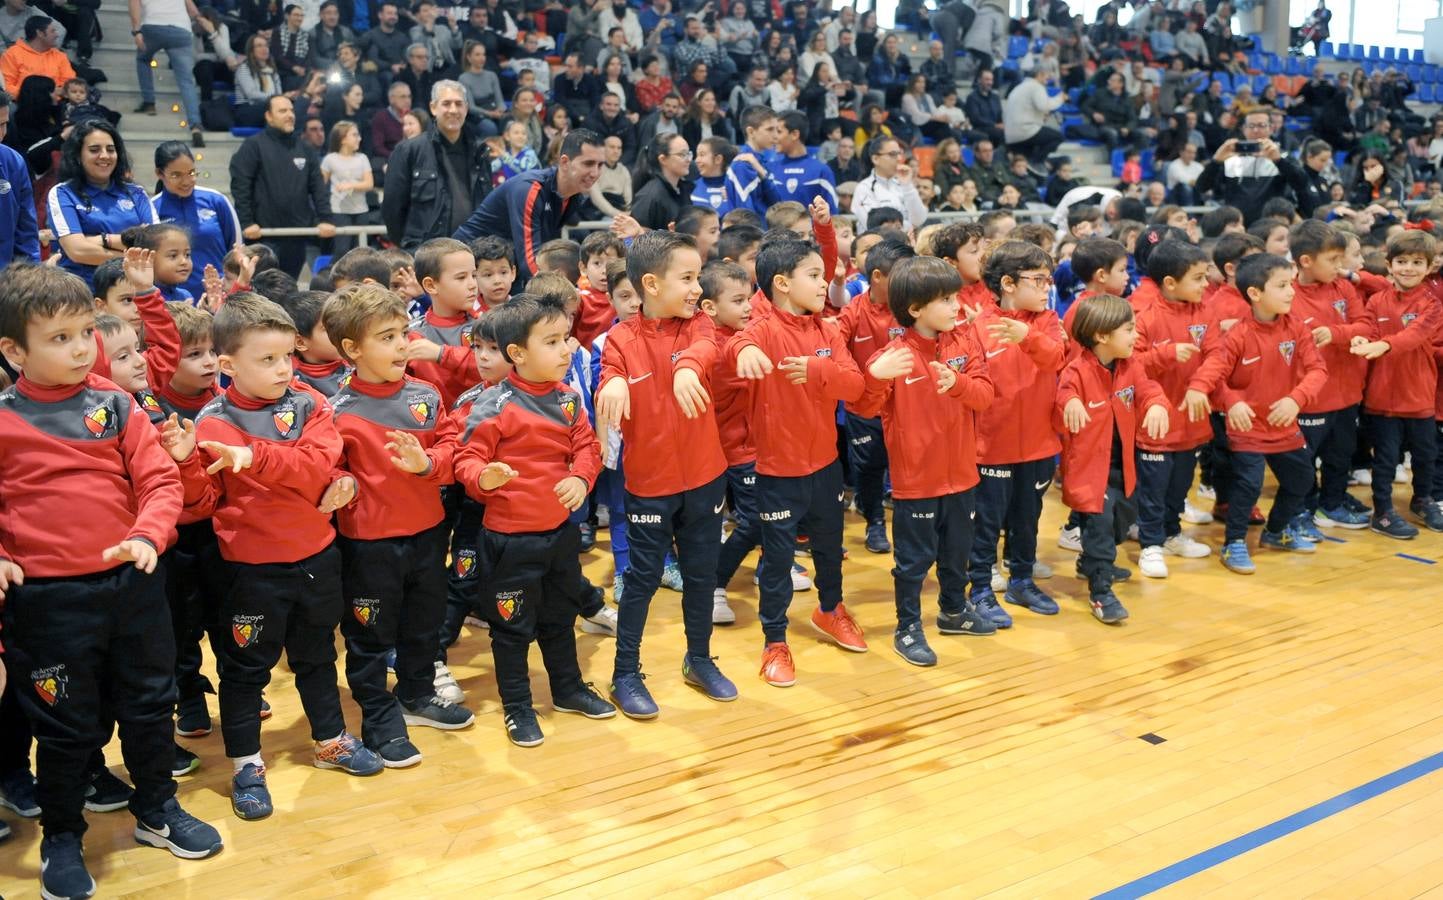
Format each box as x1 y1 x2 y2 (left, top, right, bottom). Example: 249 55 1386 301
0 99 38 265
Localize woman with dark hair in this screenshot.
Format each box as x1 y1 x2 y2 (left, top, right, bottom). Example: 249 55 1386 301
150 140 241 298
680 88 735 148
47 120 158 285
1348 152 1406 206
271 4 312 91
192 6 238 103
234 33 283 127
4 75 67 177
798 61 855 142
630 133 695 230
679 59 710 105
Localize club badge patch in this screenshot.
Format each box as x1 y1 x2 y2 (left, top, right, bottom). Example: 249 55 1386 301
946 355 968 370
408 395 433 425
352 598 380 627
888 326 905 340
1403 312 1419 328
1332 299 1348 320
31 666 67 706
1187 323 1208 344
139 392 163 416
1115 385 1135 409
496 590 522 621
232 615 264 648
272 400 297 437
1278 340 1295 364
559 395 577 422
82 403 116 438
454 549 476 578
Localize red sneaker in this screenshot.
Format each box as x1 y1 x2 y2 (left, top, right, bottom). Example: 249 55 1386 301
810 603 868 652
1249 505 1266 525
760 642 795 687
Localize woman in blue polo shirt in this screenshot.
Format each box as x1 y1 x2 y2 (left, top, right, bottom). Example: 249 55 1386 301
150 141 242 299
46 120 158 287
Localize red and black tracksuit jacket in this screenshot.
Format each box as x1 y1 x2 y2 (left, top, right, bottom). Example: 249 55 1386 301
973 305 1066 465
1134 297 1225 452
833 291 905 417
1291 276 1370 414
1359 283 1443 418
711 322 754 468
1054 353 1167 514
135 287 217 418
407 308 481 409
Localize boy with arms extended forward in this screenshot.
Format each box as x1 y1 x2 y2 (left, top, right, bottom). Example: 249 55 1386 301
595 231 735 717
1184 253 1329 574
193 295 383 822
0 264 222 900
454 297 616 747
854 256 997 665
323 284 475 770
729 239 866 687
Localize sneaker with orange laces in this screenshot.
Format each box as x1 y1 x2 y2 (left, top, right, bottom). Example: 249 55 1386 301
759 642 796 687
810 603 868 652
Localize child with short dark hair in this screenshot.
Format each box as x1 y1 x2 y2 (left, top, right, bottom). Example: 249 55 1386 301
92 257 140 332
536 238 582 284
931 220 992 316
1185 253 1328 573
1066 205 1102 241
1061 237 1130 357
121 223 195 303
469 235 518 312
594 231 735 715
330 247 394 289
279 290 350 395
724 106 783 217
675 206 722 261
1057 295 1169 623
576 231 625 347
409 238 481 408
1210 232 1266 329
717 224 763 286
855 256 997 664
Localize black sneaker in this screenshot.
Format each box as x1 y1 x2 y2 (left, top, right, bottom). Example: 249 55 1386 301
135 101 156 114
1091 590 1130 624
230 763 272 820
503 705 544 747
1372 510 1419 540
0 768 40 817
935 603 998 635
553 682 619 718
579 520 596 551
175 694 211 737
865 522 891 554
134 797 223 859
172 744 201 777
401 695 475 730
1074 564 1132 582
1413 498 1443 532
377 737 423 769
84 767 133 813
1342 493 1371 515
892 623 937 667
39 832 94 900
1004 579 1059 615
190 129 205 148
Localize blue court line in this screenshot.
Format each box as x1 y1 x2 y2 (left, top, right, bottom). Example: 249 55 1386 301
1319 535 1347 543
1396 553 1437 565
1093 749 1443 899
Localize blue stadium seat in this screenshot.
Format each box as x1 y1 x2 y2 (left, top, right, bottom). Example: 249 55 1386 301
1334 150 1347 168
1368 45 1381 60
1008 35 1027 59
1140 147 1155 180
1286 55 1307 76
312 254 332 273
962 146 975 167
1215 71 1232 92
1419 82 1437 103
1265 55 1283 75
1414 49 1427 63
1319 42 1333 58
1384 47 1397 61
1253 74 1269 94
1110 147 1125 177
230 126 261 137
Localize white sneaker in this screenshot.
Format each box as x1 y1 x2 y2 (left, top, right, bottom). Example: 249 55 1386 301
1057 525 1082 552
990 564 1006 591
1181 500 1214 524
433 661 464 704
596 505 610 528
1197 483 1216 500
1125 523 1139 542
1163 533 1212 558
1350 468 1372 486
790 563 813 591
712 588 736 625
1396 464 1408 483
463 614 489 629
1139 545 1169 578
580 605 618 636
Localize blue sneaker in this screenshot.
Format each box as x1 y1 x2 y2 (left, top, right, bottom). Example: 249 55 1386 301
970 585 1012 629
313 732 384 776
384 648 396 673
1260 526 1317 553
935 603 997 635
1090 589 1129 624
682 654 738 701
1291 513 1325 543
1220 540 1255 574
230 763 272 820
1315 504 1369 529
552 682 617 718
660 561 684 592
134 797 223 859
609 672 660 719
892 623 938 667
1372 510 1419 540
1004 579 1059 615
39 832 94 900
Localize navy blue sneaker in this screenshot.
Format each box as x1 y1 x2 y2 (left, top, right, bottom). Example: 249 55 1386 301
503 705 544 747
39 832 94 899
1291 513 1325 543
134 798 223 859
1315 504 1369 529
1074 565 1132 582
1090 590 1129 624
553 682 618 718
865 522 891 553
609 672 659 719
314 733 383 776
970 585 1012 628
893 623 937 667
1004 579 1059 615
1410 497 1443 532
1342 493 1371 515
682 654 738 701
1372 510 1419 540
935 603 997 635
0 768 39 818
384 648 396 673
84 767 133 813
172 744 200 777
230 764 272 821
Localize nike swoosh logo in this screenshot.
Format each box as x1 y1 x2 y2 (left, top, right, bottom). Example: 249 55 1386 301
853 335 873 343
148 823 171 838
904 375 927 384
1155 338 1171 345
1088 400 1106 408
1378 316 1391 322
713 502 724 514
1034 480 1051 491
627 373 653 384
986 348 1006 358
1241 356 1260 365
1303 316 1315 324
837 493 844 502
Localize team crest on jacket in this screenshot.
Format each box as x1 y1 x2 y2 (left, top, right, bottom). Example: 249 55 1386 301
1278 340 1296 364
232 615 264 648
139 392 163 416
1403 312 1419 328
888 326 905 340
815 347 833 358
496 590 522 621
1332 299 1348 320
461 329 474 347
31 666 67 706
1114 385 1135 409
1187 323 1208 344
454 549 476 578
292 157 306 170
408 395 434 425
559 395 577 422
82 402 116 438
272 400 297 436
352 598 380 627
946 354 968 370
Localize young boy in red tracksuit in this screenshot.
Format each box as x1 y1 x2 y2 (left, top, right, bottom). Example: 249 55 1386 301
854 256 997 666
322 283 475 770
1349 229 1443 537
408 238 482 409
594 231 735 717
281 290 351 396
1185 253 1328 574
932 221 995 320
0 265 222 900
193 294 384 822
834 238 913 554
968 240 1067 629
728 238 866 687
741 197 840 322
1288 220 1374 533
453 296 615 747
1132 240 1217 579
1057 294 1170 624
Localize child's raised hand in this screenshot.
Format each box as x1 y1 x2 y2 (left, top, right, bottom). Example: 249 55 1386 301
1227 400 1255 432
1061 397 1090 434
478 460 518 491
1142 403 1169 440
316 475 357 513
987 317 1028 345
595 376 631 432
160 413 197 462
0 559 25 600
1174 342 1200 362
736 345 774 379
554 474 588 510
1180 388 1211 422
102 539 158 573
609 213 644 240
393 265 423 299
809 195 831 227
235 245 258 286
385 430 432 474
928 360 956 394
778 355 810 384
673 367 710 418
200 264 225 312
1312 325 1332 347
867 344 912 380
1267 395 1300 428
199 441 254 474
406 337 444 363
122 247 155 293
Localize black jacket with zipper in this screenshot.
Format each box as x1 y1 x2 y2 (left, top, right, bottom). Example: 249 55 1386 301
228 125 331 229
382 126 493 250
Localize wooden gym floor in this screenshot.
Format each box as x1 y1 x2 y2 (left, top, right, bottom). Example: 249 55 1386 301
4 479 1443 898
